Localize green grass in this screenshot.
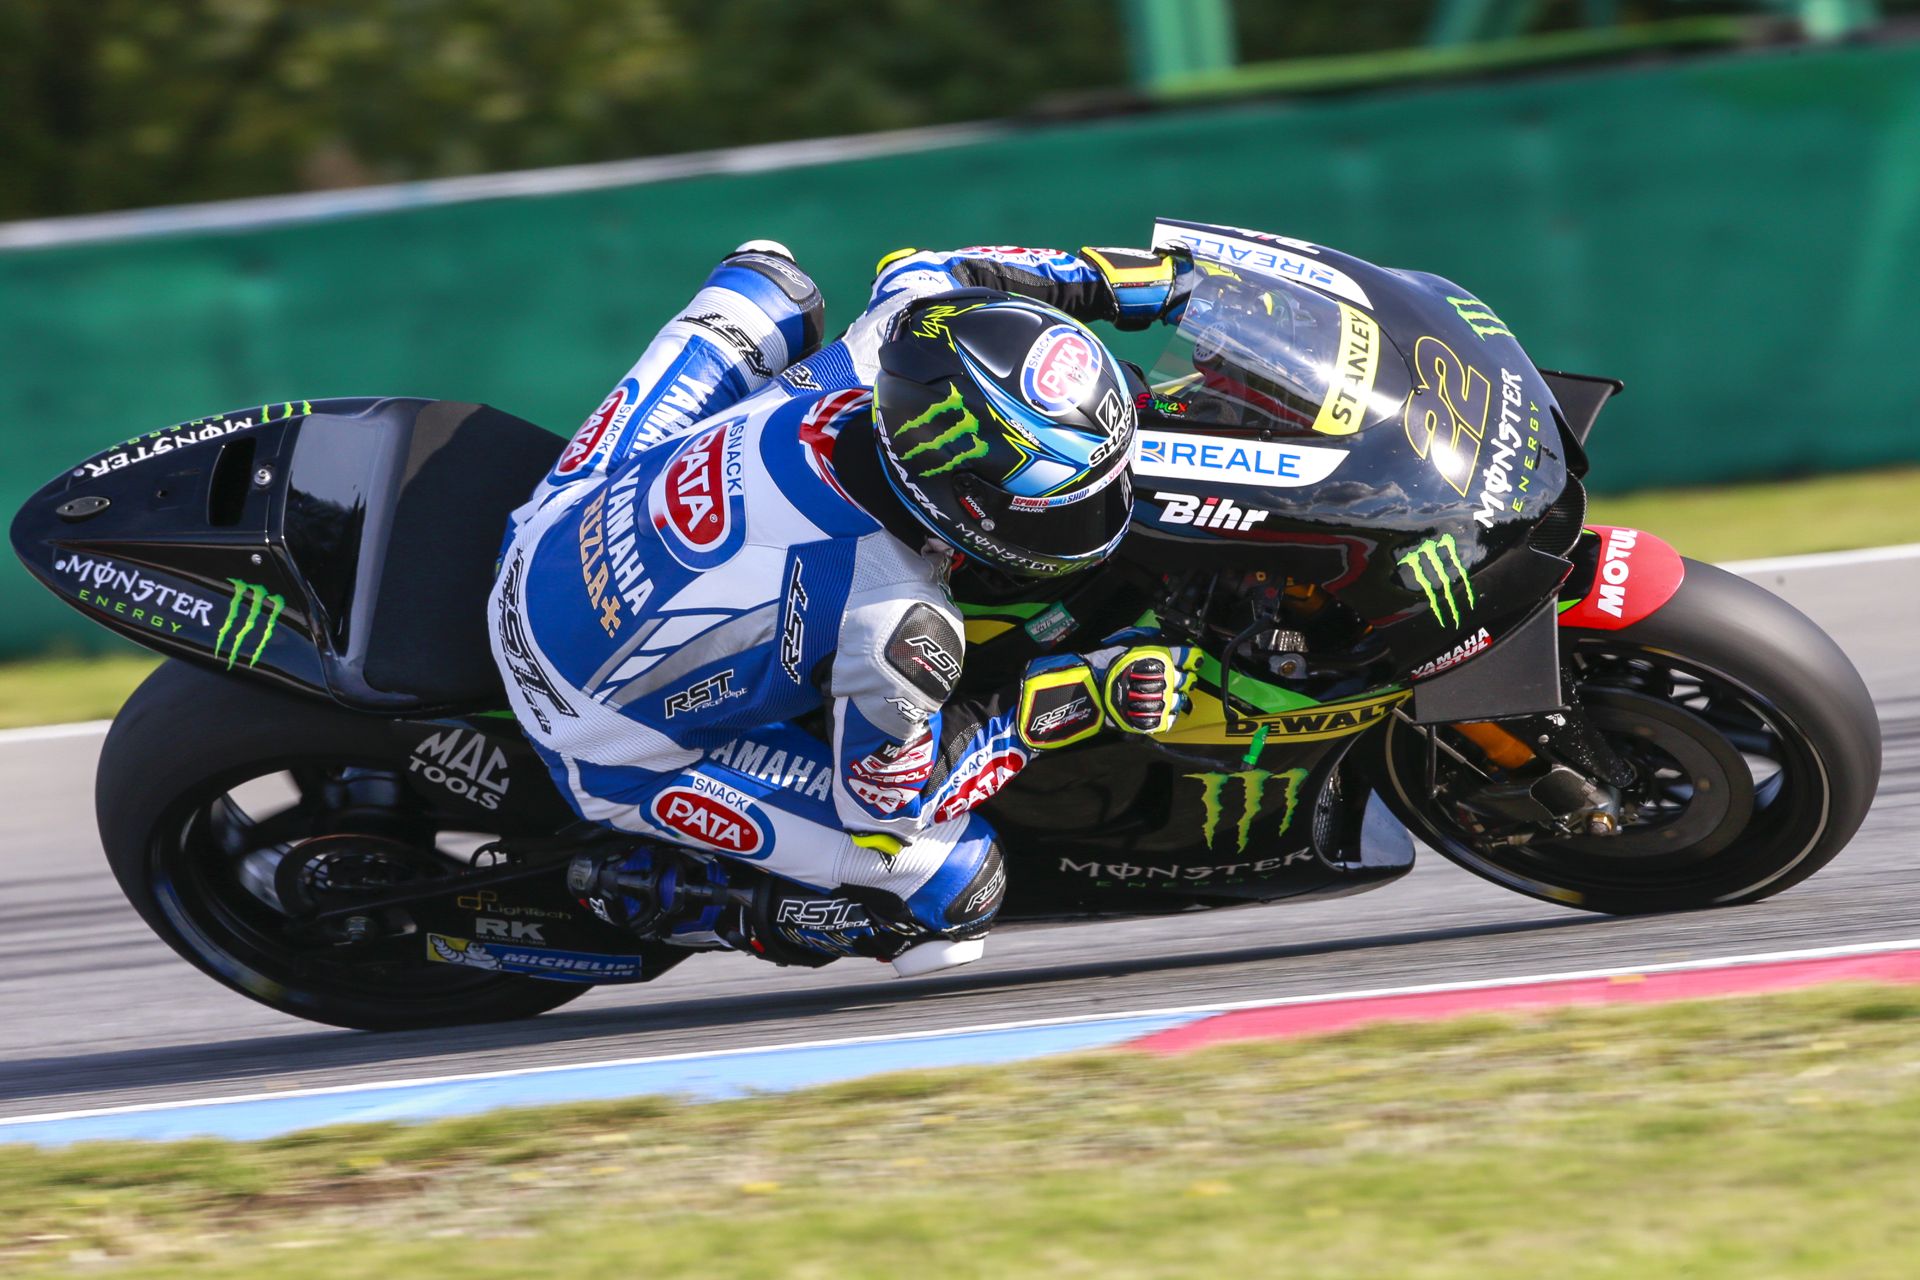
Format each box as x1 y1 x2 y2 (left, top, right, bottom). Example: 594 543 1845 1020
1587 465 1920 563
0 653 159 729
1 466 1916 731
5 984 1920 1277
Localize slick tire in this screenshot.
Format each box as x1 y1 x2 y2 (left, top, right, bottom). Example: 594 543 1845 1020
1372 559 1881 914
96 660 590 1031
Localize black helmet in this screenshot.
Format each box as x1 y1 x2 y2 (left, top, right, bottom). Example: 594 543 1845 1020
873 291 1136 577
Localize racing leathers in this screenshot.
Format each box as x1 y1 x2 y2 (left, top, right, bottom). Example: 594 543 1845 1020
488 243 1189 974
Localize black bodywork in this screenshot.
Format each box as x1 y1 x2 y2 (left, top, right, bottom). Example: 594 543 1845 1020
12 221 1625 965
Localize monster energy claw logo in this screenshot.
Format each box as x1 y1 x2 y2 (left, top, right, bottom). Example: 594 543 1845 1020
214 579 285 668
1188 768 1309 854
1398 534 1476 627
1446 295 1512 340
895 383 987 476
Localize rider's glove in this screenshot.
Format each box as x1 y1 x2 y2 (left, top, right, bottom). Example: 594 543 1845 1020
1081 246 1197 331
1013 633 1200 748
1014 654 1106 750
1084 630 1201 735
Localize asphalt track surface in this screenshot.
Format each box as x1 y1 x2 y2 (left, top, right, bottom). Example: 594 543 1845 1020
2 554 1915 1123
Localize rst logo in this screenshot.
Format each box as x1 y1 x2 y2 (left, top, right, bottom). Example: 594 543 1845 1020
934 749 1026 822
558 378 638 476
409 728 510 810
650 418 748 569
648 779 771 858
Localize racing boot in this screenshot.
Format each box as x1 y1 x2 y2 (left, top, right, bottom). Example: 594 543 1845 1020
566 843 738 948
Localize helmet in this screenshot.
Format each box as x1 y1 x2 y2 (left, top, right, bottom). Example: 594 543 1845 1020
873 291 1136 578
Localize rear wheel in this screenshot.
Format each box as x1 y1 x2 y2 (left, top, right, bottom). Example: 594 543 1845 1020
96 661 590 1030
1372 560 1881 913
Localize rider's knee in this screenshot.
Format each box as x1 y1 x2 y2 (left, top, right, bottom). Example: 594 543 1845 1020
901 819 1006 939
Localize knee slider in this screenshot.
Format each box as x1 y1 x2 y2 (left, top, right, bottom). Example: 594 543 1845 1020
725 250 826 357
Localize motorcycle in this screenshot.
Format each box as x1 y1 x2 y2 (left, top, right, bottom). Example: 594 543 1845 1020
11 218 1881 1030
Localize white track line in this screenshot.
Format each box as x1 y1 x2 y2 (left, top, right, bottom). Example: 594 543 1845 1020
1717 541 1920 575
5 936 1916 1131
0 719 111 745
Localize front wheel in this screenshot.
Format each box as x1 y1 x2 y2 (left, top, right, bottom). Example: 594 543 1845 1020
1370 560 1881 914
96 661 591 1030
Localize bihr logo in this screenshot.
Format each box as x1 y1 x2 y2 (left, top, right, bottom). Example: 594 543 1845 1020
558 378 637 475
649 780 770 858
1021 324 1099 415
651 418 748 569
409 728 510 811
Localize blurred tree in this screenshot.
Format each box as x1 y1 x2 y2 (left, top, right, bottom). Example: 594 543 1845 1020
0 0 1124 220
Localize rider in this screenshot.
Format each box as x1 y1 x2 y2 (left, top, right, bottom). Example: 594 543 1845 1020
488 241 1198 976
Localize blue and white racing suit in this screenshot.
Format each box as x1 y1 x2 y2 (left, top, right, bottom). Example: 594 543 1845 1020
487 243 1180 964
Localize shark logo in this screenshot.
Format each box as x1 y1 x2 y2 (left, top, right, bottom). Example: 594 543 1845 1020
1187 767 1309 854
895 384 987 477
1398 535 1476 627
214 580 285 669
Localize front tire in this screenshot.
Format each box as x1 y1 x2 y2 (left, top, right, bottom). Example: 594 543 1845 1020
1372 559 1881 914
96 661 591 1031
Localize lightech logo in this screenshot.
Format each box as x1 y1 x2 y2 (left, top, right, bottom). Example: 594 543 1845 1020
214 580 284 669
1187 767 1309 854
1132 431 1346 487
1397 535 1476 627
651 417 748 569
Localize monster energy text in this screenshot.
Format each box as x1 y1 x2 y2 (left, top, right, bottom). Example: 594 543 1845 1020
895 384 987 476
1398 534 1476 627
214 580 285 669
1187 767 1309 854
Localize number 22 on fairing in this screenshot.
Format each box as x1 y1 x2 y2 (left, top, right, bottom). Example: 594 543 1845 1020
1403 336 1490 496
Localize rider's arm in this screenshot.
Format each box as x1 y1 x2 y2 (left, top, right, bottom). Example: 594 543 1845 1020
869 245 1191 331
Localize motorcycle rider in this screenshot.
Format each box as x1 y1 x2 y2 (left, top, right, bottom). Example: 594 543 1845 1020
488 241 1199 976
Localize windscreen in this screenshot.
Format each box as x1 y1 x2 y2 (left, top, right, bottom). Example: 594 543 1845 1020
1146 272 1396 439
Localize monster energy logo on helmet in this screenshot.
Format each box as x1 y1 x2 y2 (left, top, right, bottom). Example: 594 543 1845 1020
214 579 285 668
894 383 987 477
1187 768 1309 854
1398 534 1475 627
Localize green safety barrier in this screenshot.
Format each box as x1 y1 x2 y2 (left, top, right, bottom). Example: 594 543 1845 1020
4 40 1918 656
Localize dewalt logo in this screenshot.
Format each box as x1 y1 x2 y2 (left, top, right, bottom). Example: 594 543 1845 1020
1398 534 1475 627
1446 295 1512 340
1222 689 1409 742
895 383 987 477
214 579 284 669
1187 767 1309 853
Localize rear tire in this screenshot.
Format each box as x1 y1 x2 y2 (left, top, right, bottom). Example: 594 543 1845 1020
1371 560 1881 913
96 661 591 1030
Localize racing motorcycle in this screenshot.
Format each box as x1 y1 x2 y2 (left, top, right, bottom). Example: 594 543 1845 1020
11 218 1881 1031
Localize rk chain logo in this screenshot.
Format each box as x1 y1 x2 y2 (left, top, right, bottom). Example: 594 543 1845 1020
1397 534 1476 627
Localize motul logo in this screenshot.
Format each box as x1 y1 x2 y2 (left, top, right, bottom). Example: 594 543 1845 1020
1598 527 1637 618
650 786 766 857
935 751 1024 822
